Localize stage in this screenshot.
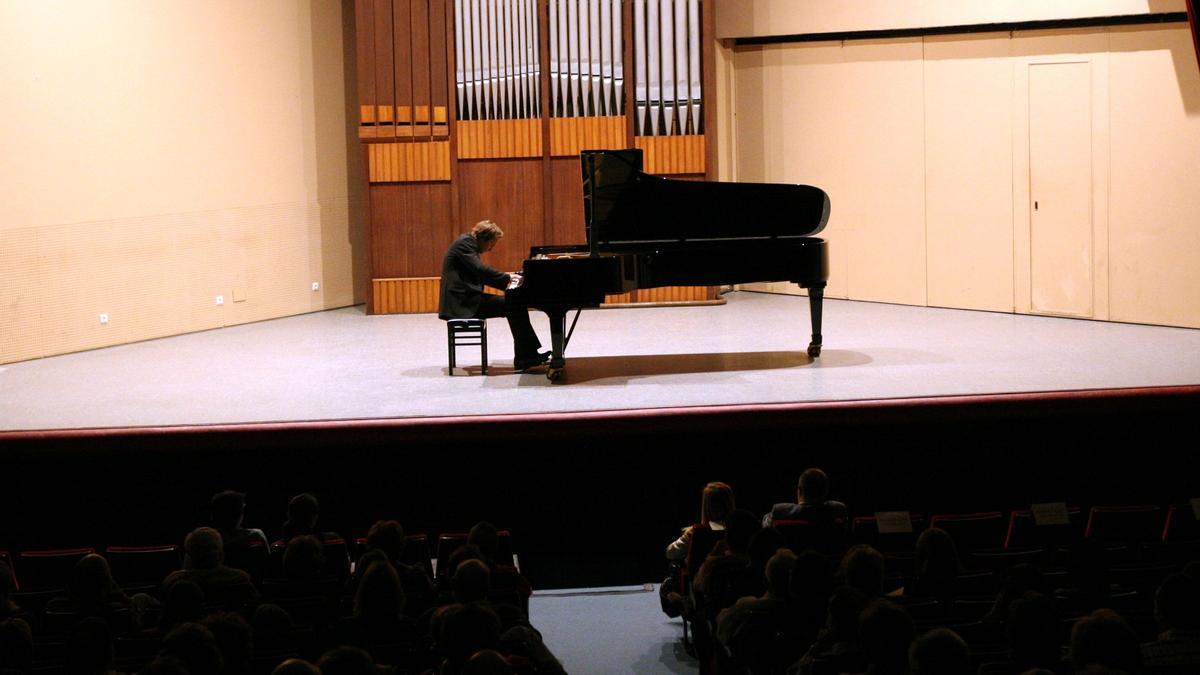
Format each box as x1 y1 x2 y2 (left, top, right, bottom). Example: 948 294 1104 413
3 291 1200 432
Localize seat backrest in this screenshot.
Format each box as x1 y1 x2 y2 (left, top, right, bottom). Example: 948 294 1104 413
1086 505 1165 543
1005 507 1083 549
929 512 1005 552
850 514 927 553
1162 503 1200 543
773 517 848 554
17 547 95 591
0 550 17 591
104 545 182 587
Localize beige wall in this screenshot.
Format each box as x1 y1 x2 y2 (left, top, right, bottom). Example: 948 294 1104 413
725 22 1200 329
716 0 1187 40
0 1 364 364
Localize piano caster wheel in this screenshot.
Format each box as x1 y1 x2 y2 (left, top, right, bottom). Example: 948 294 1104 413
546 367 564 382
807 343 822 358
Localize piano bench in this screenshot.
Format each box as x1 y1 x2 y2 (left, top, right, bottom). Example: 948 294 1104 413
446 318 488 376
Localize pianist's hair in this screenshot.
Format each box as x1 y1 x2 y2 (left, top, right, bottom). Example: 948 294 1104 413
700 481 735 526
471 220 504 244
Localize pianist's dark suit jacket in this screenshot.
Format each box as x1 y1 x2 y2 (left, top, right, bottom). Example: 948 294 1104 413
438 233 512 320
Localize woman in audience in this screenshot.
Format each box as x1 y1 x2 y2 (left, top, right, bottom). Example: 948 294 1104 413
665 481 735 561
1070 609 1143 674
330 555 418 656
46 553 134 626
857 598 915 675
837 544 887 598
891 528 961 603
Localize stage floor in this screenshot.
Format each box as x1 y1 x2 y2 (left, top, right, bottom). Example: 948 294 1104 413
3 291 1200 432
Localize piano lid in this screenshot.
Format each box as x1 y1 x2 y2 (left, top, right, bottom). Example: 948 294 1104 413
581 149 830 253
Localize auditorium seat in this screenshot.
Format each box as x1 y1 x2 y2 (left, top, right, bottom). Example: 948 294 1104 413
17 548 94 591
0 550 16 591
928 512 1006 551
352 533 434 578
435 530 515 579
104 544 181 591
1004 507 1083 550
850 514 927 553
1085 505 1166 546
965 546 1048 571
772 517 847 554
1161 503 1200 542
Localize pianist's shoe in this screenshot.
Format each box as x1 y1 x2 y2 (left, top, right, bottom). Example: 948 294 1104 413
514 350 552 371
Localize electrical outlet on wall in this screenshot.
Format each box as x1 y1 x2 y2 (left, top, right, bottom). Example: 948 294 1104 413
99 313 109 325
215 295 224 306
312 282 320 291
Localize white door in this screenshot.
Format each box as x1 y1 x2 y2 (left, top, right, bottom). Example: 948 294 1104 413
1028 61 1093 318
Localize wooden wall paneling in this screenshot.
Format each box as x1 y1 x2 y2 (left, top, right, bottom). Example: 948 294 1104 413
702 0 715 178
623 0 636 142
540 0 554 245
356 0 377 130
446 0 461 242
410 0 432 137
430 0 450 135
548 157 585 245
373 0 396 135
457 159 545 273
634 134 706 174
370 184 407 278
396 0 415 130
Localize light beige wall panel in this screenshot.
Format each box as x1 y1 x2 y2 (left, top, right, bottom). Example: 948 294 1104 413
716 0 1186 40
924 34 1015 312
0 2 358 363
1108 26 1200 328
1011 30 1111 317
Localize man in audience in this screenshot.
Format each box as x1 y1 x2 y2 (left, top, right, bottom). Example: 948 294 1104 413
437 603 503 675
158 622 224 675
715 548 799 668
161 527 258 607
763 467 848 528
838 544 887 597
363 518 436 615
790 586 870 675
316 645 377 675
280 492 339 541
858 599 916 675
1142 572 1200 671
1070 609 1142 674
908 628 970 675
202 611 253 675
271 659 320 675
211 490 269 550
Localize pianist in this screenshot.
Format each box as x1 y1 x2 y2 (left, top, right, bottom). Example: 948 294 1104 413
438 220 548 371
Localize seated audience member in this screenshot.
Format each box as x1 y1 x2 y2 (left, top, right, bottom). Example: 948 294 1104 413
138 656 193 675
65 618 118 675
1070 609 1143 674
158 621 224 675
202 612 252 675
0 617 34 673
892 528 961 603
789 586 871 675
250 603 295 652
908 628 969 675
788 549 837 650
317 645 377 675
838 544 887 598
211 490 269 551
462 648 515 674
693 509 763 612
280 493 339 541
715 548 799 666
858 599 916 675
763 467 848 529
0 562 23 620
271 658 320 675
1005 592 1067 674
436 603 503 675
666 481 736 561
468 521 531 607
155 579 205 635
46 553 134 624
281 535 326 583
981 564 1050 631
161 527 258 608
497 625 566 674
1142 572 1200 671
360 519 435 614
452 558 528 633
331 556 418 655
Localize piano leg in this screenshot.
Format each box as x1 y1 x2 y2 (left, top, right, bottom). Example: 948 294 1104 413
806 282 825 358
545 308 567 381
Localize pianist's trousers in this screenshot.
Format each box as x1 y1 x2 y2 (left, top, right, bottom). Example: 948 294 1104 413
474 295 542 358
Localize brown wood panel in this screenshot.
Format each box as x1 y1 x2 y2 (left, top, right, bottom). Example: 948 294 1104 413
548 157 586 246
368 141 452 182
457 120 542 158
549 116 627 156
371 277 441 314
410 0 432 138
369 182 454 280
373 0 395 136
430 0 449 114
393 0 414 128
456 159 545 273
356 0 377 126
634 134 706 175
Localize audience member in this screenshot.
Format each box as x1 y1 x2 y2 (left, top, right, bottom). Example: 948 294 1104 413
763 467 848 529
161 527 258 608
211 490 269 551
281 535 326 583
362 519 436 614
250 603 295 652
715 548 800 668
46 553 133 623
1070 609 1142 674
139 656 193 675
462 649 515 674
281 493 338 541
981 563 1050 631
858 598 915 675
897 528 961 603
1006 592 1066 673
157 579 205 634
202 611 253 675
271 658 320 675
838 544 887 598
693 509 763 611
316 645 376 675
467 521 531 609
65 617 117 675
665 481 735 561
331 555 418 656
789 586 871 675
437 603 503 675
0 617 33 673
158 621 224 675
497 625 566 674
1142 572 1200 671
908 628 969 675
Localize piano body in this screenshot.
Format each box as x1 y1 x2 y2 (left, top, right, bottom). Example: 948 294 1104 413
506 149 830 381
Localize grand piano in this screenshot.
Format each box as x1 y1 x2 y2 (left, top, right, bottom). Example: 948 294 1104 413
506 149 830 381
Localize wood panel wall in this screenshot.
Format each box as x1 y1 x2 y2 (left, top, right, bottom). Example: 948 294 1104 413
357 0 717 315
